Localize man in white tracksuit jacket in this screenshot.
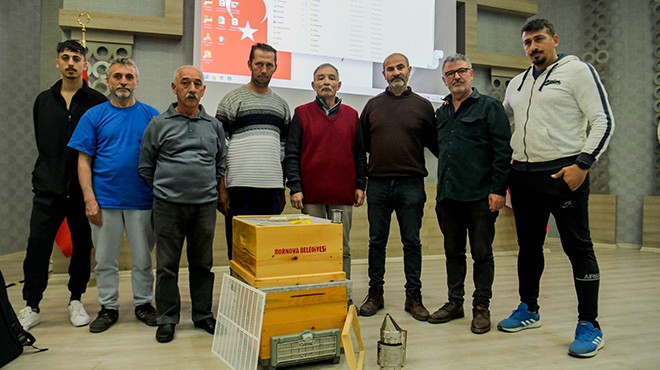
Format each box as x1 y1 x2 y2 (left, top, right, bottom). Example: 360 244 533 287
496 19 614 359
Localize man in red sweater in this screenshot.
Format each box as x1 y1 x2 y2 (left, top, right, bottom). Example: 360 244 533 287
284 63 367 281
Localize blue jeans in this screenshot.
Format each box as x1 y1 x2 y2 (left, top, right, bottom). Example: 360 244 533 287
436 198 496 308
366 177 426 293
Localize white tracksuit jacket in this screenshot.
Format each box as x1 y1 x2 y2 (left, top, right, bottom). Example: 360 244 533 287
503 54 614 168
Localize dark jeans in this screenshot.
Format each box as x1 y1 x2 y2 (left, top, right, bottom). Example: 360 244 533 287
436 198 496 308
366 177 426 293
154 198 216 324
224 187 283 260
509 169 599 322
23 193 92 308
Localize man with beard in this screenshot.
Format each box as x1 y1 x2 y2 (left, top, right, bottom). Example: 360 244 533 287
358 53 438 321
429 54 511 334
140 65 226 343
284 63 367 281
497 19 614 358
215 43 290 261
69 57 159 333
18 40 106 331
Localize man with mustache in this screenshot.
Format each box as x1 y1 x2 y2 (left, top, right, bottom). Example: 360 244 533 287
359 53 439 321
497 19 614 358
140 65 226 343
215 43 290 261
18 40 106 332
429 54 511 334
69 57 159 333
284 63 367 281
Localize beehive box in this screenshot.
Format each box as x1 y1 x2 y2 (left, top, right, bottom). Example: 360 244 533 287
259 282 348 362
230 215 345 287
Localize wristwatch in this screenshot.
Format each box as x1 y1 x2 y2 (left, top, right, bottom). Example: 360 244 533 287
575 160 590 170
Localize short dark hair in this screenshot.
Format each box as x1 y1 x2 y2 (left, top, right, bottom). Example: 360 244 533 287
521 18 556 37
249 43 277 64
56 40 86 56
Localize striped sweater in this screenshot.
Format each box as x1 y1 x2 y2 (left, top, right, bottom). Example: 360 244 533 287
216 86 290 188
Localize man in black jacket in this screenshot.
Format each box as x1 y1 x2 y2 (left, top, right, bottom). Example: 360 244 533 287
18 40 107 331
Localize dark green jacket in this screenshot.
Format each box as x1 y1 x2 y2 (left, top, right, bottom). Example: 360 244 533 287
435 88 512 202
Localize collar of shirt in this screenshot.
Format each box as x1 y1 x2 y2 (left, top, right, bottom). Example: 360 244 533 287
314 96 342 116
443 87 481 107
164 103 212 121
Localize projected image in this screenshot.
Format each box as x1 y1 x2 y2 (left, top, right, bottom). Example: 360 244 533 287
198 0 455 102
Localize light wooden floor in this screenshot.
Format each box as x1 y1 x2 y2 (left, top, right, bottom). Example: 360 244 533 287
2 242 660 370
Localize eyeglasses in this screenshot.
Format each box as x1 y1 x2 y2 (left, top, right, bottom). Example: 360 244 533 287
443 68 471 78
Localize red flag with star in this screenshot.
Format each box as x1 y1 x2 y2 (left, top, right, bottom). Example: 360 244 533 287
199 0 291 79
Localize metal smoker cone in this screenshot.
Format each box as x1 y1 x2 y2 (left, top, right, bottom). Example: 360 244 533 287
378 313 407 369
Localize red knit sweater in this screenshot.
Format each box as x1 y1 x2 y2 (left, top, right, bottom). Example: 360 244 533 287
295 101 358 205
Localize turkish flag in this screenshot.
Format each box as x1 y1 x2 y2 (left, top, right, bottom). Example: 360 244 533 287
199 0 291 79
55 218 73 258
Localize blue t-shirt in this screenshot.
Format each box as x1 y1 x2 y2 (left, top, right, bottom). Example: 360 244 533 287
68 101 159 209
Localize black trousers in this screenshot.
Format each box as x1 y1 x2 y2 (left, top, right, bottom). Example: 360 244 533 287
509 169 600 323
23 193 92 308
154 199 216 324
436 198 496 308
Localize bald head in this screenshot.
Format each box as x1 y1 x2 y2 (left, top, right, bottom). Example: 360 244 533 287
383 53 409 70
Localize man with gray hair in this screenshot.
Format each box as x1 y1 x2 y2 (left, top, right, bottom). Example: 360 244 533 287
284 63 367 280
140 65 226 343
429 53 511 334
69 57 160 333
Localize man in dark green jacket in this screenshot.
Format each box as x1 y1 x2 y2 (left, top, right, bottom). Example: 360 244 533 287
429 54 512 334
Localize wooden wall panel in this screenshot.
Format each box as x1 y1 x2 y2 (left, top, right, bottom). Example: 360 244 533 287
643 196 660 251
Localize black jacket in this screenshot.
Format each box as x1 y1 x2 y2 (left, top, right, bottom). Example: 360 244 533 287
31 80 107 196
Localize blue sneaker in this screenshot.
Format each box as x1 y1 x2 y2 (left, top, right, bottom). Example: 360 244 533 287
497 302 541 332
568 321 604 357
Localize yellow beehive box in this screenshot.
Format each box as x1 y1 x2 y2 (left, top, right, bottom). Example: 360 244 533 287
259 282 348 361
230 215 345 288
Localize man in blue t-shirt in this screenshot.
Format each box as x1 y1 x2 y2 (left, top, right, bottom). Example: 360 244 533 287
68 57 159 333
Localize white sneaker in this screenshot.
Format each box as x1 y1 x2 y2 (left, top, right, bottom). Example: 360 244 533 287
17 306 41 331
68 300 90 327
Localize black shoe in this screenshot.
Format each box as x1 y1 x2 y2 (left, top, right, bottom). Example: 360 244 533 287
89 307 119 333
194 317 216 335
156 323 175 343
135 303 157 327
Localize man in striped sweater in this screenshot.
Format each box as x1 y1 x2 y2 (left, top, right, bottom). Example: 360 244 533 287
215 43 290 261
